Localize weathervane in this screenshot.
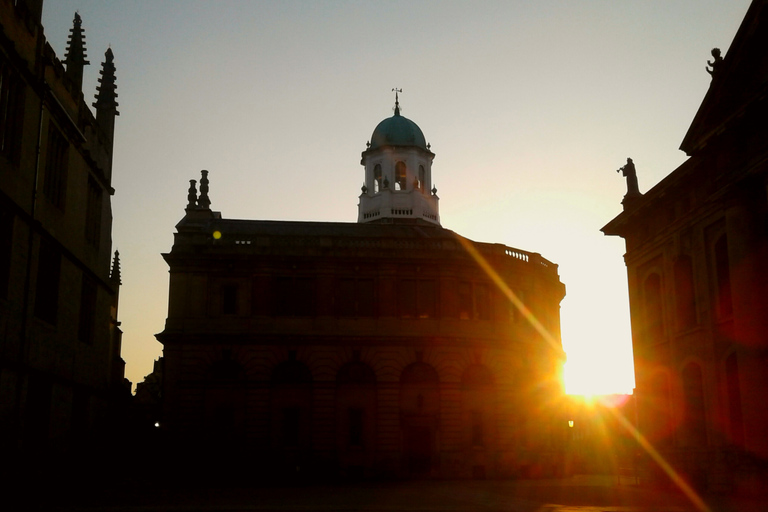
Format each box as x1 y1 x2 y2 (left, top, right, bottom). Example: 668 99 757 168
392 87 402 115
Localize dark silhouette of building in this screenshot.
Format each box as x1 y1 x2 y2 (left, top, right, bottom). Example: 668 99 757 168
0 1 125 471
603 0 768 492
157 98 566 479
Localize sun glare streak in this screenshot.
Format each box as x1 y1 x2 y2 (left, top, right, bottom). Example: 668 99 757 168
454 235 564 355
605 405 712 512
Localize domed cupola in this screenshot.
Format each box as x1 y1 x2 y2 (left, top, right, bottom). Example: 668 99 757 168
358 90 440 225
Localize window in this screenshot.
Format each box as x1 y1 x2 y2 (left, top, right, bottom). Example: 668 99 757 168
349 408 364 447
283 407 300 447
337 278 375 317
0 207 12 299
222 284 238 315
682 363 707 446
725 353 744 446
274 276 315 317
34 238 61 324
674 256 696 329
471 410 484 447
714 235 732 318
643 273 664 342
374 164 382 193
395 161 406 190
398 279 436 318
43 124 68 210
84 176 102 247
78 273 97 343
458 281 472 320
475 283 490 320
0 60 25 164
418 165 425 192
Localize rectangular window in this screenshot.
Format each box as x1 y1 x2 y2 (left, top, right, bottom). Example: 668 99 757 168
43 124 68 210
417 280 436 318
222 284 238 315
78 273 97 343
274 276 315 317
0 60 25 164
349 408 364 447
33 238 61 324
357 279 375 317
475 283 490 320
398 279 416 317
471 410 484 446
84 176 102 247
0 207 12 298
337 278 376 317
337 278 356 316
458 281 472 320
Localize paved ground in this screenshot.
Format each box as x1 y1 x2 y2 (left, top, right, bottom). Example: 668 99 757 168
20 475 767 512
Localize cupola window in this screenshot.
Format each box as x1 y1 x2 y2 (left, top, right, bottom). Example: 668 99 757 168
418 165 425 192
374 164 382 193
395 161 407 191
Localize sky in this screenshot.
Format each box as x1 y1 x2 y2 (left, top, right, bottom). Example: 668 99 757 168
42 0 752 395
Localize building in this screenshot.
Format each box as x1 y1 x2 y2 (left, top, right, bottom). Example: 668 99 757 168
602 0 768 492
157 95 566 479
0 1 124 468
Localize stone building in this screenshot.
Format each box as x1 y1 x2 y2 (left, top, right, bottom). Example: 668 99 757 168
158 97 566 479
602 0 768 491
0 1 124 465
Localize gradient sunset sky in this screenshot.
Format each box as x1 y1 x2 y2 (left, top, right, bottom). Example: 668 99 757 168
42 0 752 394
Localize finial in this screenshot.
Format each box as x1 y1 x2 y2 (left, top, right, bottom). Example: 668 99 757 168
366 141 371 149
361 183 368 194
392 87 402 116
431 185 437 196
198 170 211 209
187 179 198 210
706 48 723 77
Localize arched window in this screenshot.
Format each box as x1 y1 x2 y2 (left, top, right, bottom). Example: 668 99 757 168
682 362 707 446
336 360 377 451
395 161 407 190
271 357 313 449
715 234 732 317
644 370 672 446
725 353 744 446
418 165 425 192
643 273 664 342
373 164 382 193
673 256 696 329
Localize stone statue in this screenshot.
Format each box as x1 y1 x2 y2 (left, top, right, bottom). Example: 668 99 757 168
706 48 723 76
617 158 640 197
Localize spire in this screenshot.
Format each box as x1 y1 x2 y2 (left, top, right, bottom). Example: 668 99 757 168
64 12 89 91
392 87 402 116
93 48 119 114
110 250 122 286
93 47 119 157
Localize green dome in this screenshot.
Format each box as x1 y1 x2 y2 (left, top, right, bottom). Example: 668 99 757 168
369 112 427 151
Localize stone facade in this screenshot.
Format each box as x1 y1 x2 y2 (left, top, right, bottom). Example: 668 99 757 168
0 1 124 464
603 0 768 492
158 107 566 479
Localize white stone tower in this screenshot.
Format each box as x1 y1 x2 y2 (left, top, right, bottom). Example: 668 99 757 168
357 91 440 225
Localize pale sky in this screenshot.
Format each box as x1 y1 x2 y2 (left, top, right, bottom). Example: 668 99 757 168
42 1 752 395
